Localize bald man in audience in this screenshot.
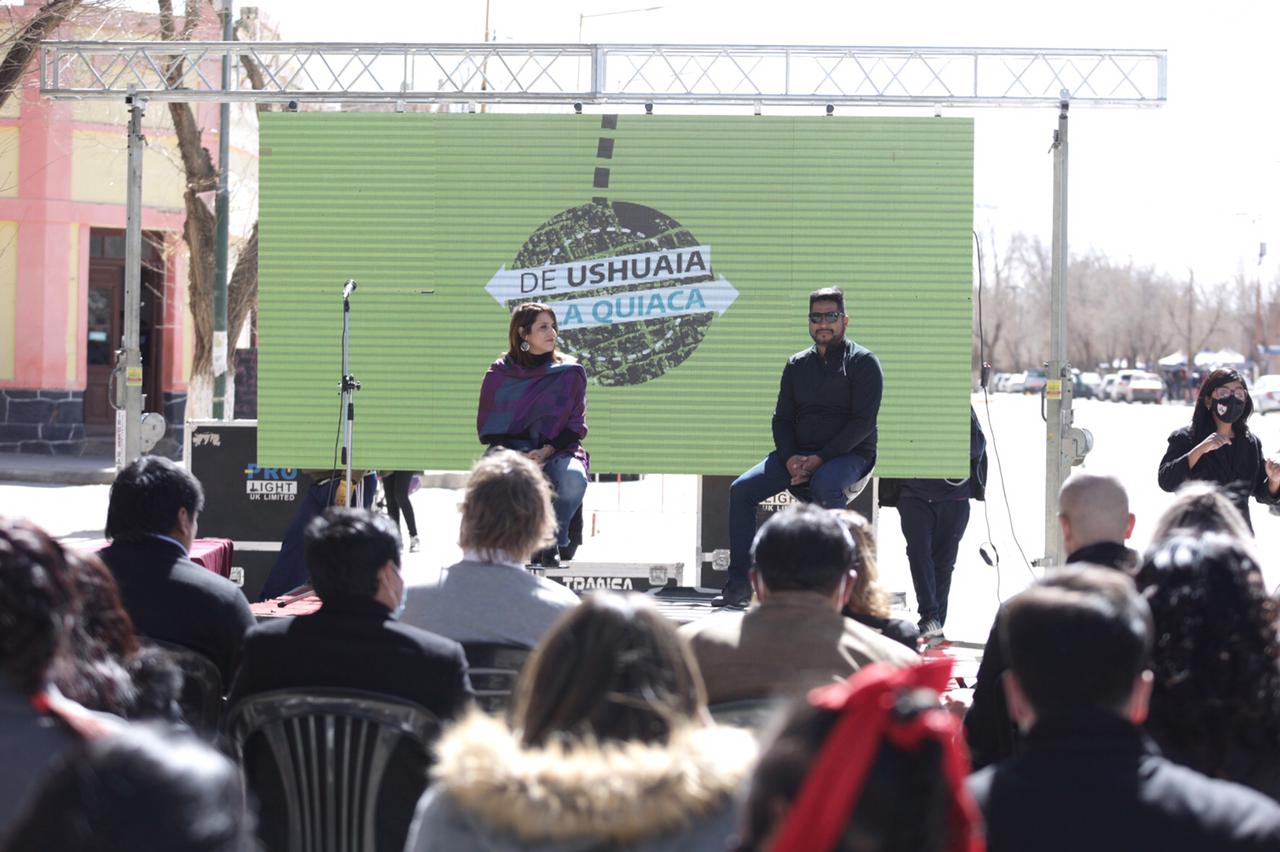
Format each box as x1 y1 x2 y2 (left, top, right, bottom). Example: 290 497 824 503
964 473 1139 770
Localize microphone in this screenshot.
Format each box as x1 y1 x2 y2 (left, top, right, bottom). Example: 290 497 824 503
342 279 358 299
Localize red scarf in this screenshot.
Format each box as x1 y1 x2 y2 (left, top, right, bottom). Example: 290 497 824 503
769 659 984 852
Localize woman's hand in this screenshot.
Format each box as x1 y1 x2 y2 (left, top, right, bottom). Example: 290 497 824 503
1188 432 1231 469
1266 457 1280 493
526 446 554 464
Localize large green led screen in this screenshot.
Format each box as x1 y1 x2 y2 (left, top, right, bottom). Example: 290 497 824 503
258 113 973 477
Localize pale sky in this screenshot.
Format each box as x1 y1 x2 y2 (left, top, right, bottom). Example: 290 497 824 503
119 0 1280 283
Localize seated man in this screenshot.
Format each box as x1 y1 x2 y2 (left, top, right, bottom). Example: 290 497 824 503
965 472 1137 770
715 287 883 607
401 450 579 648
229 508 473 852
229 507 472 716
681 505 916 705
97 455 254 687
968 567 1280 851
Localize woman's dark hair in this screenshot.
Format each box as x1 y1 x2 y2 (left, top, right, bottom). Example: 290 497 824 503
506 302 561 368
1136 534 1280 788
1191 368 1253 440
49 550 139 716
740 692 950 852
105 455 204 541
0 724 256 852
0 517 74 695
512 592 706 747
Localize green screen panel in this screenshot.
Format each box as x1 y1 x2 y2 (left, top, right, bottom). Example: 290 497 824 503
258 114 973 477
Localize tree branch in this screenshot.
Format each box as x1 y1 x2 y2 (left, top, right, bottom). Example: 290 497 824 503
0 0 82 110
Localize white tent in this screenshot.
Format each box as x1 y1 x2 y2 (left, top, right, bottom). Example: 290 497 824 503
1194 349 1246 367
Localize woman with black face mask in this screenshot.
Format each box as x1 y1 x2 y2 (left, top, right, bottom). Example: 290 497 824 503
1158 367 1280 531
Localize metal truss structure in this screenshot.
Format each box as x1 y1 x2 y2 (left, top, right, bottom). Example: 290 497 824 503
41 42 1165 107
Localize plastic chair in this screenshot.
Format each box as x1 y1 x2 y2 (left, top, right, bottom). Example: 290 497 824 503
226 689 441 852
140 638 225 736
707 698 783 730
462 643 531 714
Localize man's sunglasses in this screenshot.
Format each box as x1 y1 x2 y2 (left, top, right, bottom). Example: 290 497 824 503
809 310 845 323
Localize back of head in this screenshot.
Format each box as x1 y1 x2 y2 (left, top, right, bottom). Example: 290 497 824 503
1150 481 1252 544
0 517 74 695
1135 534 1280 771
49 550 139 716
304 508 400 600
742 661 979 852
753 504 855 595
1001 567 1152 718
512 592 705 747
105 455 204 542
0 724 255 852
459 449 556 563
1058 472 1130 550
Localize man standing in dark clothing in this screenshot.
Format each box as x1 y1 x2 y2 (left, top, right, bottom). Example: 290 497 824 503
968 567 1280 852
965 472 1138 770
713 288 883 608
881 407 986 643
98 456 255 686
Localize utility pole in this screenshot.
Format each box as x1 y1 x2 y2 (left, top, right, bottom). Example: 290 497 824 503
116 93 145 469
212 0 233 419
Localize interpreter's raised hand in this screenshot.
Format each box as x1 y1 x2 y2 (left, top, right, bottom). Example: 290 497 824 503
1266 457 1280 489
1196 432 1232 456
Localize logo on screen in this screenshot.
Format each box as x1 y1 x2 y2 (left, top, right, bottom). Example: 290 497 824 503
484 200 738 386
243 464 299 502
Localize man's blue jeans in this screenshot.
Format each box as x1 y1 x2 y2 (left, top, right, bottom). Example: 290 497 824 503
727 450 873 586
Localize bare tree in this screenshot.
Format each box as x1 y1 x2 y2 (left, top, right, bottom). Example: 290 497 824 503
0 0 84 109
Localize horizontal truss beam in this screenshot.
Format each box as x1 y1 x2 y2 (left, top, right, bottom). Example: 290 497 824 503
40 42 1166 106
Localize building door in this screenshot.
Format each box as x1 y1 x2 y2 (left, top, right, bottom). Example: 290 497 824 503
84 264 122 431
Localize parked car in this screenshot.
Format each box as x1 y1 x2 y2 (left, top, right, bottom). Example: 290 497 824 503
1121 371 1164 404
1023 368 1047 395
1254 374 1280 414
1005 371 1027 393
1079 371 1103 399
1100 373 1120 401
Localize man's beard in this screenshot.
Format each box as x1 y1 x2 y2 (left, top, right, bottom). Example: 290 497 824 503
811 328 845 347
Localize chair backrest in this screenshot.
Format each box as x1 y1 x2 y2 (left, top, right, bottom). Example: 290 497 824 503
225 689 441 852
140 638 225 736
707 698 783 731
462 642 531 714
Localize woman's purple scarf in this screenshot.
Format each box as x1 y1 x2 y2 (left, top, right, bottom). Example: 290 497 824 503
476 355 589 470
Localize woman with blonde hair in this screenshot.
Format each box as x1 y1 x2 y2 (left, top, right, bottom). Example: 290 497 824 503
832 510 920 650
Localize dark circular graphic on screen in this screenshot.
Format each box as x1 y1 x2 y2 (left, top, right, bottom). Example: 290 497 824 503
509 199 716 386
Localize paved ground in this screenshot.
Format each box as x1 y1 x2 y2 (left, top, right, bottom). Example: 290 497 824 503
6 391 1280 650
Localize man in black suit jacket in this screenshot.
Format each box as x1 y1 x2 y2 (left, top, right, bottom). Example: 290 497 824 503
97 456 254 686
968 567 1280 852
228 508 472 852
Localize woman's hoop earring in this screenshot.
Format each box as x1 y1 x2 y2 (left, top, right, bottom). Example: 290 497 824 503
520 340 530 352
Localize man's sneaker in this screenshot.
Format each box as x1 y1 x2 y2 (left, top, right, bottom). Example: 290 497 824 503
919 619 946 648
711 579 753 609
409 536 420 553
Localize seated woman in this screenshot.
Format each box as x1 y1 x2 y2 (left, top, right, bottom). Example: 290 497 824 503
738 659 982 852
478 302 589 567
405 593 756 851
1136 533 1280 801
832 510 921 651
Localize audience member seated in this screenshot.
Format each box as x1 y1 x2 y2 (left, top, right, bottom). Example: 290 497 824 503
401 450 579 647
1136 534 1280 801
967 567 1280 851
739 659 983 852
833 509 921 650
404 592 756 852
966 472 1136 770
0 724 256 852
681 505 916 706
96 455 254 686
0 518 120 832
1149 480 1255 543
229 507 472 716
50 549 139 718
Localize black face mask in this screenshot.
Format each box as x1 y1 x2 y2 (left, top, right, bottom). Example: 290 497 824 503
1212 395 1247 423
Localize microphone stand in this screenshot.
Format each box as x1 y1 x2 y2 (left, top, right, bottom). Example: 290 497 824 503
340 279 361 506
